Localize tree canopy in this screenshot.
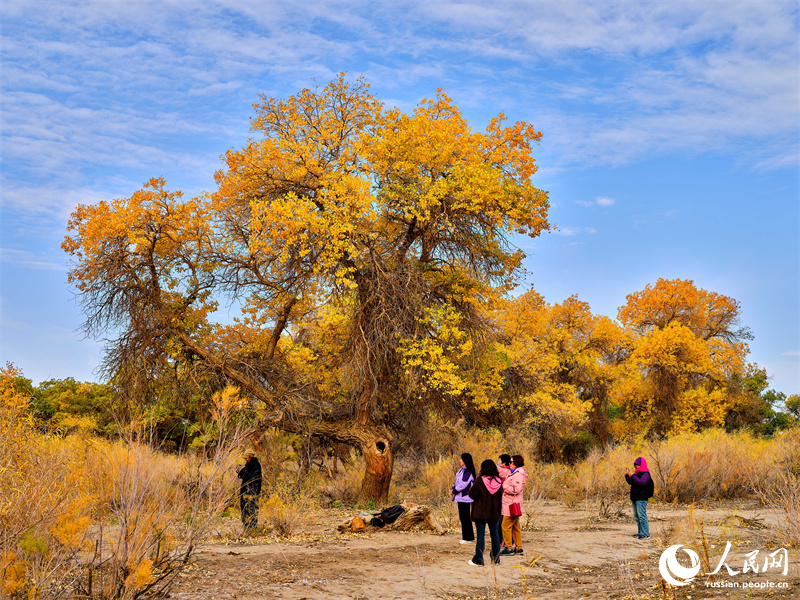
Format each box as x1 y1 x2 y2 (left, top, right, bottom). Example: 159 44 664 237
63 75 551 501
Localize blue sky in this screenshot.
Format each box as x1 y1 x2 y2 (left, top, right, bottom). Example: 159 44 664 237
2 1 798 395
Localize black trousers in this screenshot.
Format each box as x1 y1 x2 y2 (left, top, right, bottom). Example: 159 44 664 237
457 501 474 541
241 493 259 529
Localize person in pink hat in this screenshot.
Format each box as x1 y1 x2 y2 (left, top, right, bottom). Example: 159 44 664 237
625 456 654 540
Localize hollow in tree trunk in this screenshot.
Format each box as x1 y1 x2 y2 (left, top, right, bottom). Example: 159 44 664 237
357 430 394 504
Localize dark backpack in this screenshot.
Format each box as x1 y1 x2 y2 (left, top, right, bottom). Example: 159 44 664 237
644 476 655 499
380 504 406 525
369 504 406 528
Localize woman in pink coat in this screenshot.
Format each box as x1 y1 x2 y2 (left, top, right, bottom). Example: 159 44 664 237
499 454 527 555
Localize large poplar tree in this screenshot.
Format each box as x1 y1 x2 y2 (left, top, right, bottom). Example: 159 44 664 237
63 76 550 501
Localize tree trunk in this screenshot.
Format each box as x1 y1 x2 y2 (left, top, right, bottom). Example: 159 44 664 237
358 431 394 504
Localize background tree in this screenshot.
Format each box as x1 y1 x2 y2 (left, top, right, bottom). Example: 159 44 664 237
615 278 752 435
33 378 116 435
63 76 550 501
490 290 624 461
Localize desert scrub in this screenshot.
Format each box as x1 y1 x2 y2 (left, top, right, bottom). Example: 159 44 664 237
646 429 768 502
0 365 93 599
406 456 457 506
0 374 247 600
260 494 303 536
321 456 364 506
574 444 629 499
258 469 321 536
751 428 800 546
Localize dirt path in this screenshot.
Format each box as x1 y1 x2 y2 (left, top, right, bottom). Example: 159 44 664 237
170 501 798 599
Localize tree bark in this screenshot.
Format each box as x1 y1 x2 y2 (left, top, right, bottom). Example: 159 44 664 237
357 430 393 504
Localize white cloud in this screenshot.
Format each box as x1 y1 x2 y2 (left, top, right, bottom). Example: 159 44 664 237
554 226 596 236
0 248 66 271
1 0 796 233
577 197 615 207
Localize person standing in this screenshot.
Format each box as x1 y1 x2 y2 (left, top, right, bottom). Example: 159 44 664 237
499 454 528 556
467 459 504 566
496 453 512 549
497 454 512 481
452 452 476 544
237 449 262 531
625 456 654 540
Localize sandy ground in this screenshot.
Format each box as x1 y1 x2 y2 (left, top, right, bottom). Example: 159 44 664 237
169 500 798 600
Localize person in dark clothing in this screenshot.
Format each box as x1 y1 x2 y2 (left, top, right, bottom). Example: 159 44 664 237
467 459 504 566
625 456 654 540
237 450 262 530
452 452 476 544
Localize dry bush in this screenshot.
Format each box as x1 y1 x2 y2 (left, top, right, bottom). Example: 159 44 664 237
76 430 240 599
573 444 629 515
410 457 458 505
391 427 494 506
258 469 322 536
645 429 768 502
751 428 800 546
770 428 800 475
321 456 364 507
1 366 92 599
260 494 302 537
522 462 565 528
566 429 789 509
755 472 800 546
653 505 716 574
0 374 247 600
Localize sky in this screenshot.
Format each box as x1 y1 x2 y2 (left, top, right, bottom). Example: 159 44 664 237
1 1 798 395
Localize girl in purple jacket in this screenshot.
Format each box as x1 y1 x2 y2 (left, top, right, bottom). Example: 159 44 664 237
452 452 476 543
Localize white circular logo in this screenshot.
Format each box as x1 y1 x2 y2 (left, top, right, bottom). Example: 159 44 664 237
659 544 701 586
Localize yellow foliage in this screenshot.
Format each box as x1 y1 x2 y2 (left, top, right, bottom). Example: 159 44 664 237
487 290 623 453
125 558 154 591
0 551 26 596
399 305 474 396
0 365 243 599
62 78 552 487
615 278 750 435
210 385 247 422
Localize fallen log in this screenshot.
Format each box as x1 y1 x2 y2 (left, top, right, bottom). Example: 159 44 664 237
335 502 444 535
391 503 445 535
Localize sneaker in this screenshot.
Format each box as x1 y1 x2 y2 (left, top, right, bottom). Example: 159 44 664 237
632 534 641 538
468 559 483 566
639 535 651 540
499 547 515 556
459 539 472 544
515 548 524 555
